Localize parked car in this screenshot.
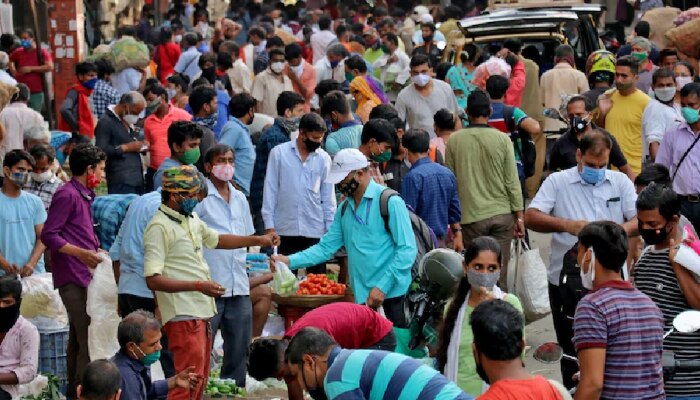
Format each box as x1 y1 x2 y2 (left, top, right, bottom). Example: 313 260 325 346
442 4 604 73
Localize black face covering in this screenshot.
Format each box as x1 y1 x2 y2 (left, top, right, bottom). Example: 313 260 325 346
570 116 589 134
337 176 360 197
639 223 670 245
202 67 216 84
474 350 491 385
0 301 21 333
423 35 433 43
304 138 322 152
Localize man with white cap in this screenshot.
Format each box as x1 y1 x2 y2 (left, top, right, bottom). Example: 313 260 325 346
412 13 445 46
0 52 17 85
272 148 417 350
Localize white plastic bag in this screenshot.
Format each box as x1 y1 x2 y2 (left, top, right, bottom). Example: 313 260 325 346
20 273 68 330
507 240 551 322
87 252 121 360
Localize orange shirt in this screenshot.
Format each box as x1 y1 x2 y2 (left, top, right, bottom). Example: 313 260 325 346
288 61 317 113
478 376 563 400
144 106 192 169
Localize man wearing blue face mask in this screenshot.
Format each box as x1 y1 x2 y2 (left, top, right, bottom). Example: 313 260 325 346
112 310 201 400
59 62 99 138
525 128 639 389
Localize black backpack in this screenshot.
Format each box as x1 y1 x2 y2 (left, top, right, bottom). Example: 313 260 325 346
340 188 437 280
503 106 537 179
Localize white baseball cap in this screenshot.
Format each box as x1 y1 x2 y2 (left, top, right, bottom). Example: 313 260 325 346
419 13 434 24
326 149 369 184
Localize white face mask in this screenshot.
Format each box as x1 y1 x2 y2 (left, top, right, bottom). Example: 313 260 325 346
124 114 140 126
174 34 183 44
654 86 677 103
412 73 431 87
677 76 693 91
290 63 304 77
30 170 53 183
166 88 177 101
579 248 596 290
271 61 286 74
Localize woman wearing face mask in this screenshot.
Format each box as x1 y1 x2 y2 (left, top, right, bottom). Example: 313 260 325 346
436 236 523 397
349 76 386 123
446 45 479 110
166 74 190 109
154 28 182 85
0 276 40 400
673 61 695 105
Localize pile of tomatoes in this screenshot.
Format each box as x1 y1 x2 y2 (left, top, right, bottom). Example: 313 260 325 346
296 274 347 296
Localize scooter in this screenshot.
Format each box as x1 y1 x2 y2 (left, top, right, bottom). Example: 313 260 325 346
533 310 700 386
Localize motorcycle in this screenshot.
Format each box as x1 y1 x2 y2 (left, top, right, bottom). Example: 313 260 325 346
533 310 700 387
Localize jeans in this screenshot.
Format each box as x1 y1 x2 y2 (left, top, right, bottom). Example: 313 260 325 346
209 296 252 386
667 397 700 400
548 283 579 390
279 236 325 275
680 199 700 236
366 330 397 351
58 284 91 399
0 388 11 400
117 293 175 378
108 182 145 195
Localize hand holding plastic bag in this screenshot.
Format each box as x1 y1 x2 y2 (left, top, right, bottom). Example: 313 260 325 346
87 251 121 360
271 247 298 295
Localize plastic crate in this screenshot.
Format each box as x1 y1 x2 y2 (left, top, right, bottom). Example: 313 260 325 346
38 328 69 390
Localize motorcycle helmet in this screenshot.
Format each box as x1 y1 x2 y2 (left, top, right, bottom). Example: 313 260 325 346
417 248 464 301
586 50 616 86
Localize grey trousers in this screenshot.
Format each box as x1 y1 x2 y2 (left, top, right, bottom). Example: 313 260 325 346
210 295 252 386
462 213 516 288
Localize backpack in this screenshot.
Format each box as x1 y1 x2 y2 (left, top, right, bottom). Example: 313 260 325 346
502 106 537 179
340 188 438 280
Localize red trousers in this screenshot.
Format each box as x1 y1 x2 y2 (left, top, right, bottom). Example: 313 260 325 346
163 319 212 400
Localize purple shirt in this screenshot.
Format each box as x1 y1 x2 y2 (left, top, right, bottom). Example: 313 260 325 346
41 179 100 288
656 122 700 196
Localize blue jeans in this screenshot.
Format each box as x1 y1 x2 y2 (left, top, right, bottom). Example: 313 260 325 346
667 397 700 400
210 296 252 386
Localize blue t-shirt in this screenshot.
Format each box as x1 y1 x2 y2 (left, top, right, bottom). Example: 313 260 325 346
0 191 47 275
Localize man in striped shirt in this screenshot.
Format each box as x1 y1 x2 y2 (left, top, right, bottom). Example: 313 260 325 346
573 221 665 400
285 327 473 400
634 183 700 399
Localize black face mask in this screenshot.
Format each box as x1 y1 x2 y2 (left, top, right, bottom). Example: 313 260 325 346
639 223 670 245
337 176 359 197
474 350 491 385
202 67 216 84
423 35 433 43
570 116 589 134
0 301 21 333
304 138 322 152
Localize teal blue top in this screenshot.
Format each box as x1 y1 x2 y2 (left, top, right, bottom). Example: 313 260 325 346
289 179 417 303
324 125 363 157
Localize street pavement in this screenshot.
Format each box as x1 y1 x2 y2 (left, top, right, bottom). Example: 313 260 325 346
524 230 562 382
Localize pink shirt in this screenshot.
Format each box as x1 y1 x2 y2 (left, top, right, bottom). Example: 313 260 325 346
144 106 192 170
0 317 39 398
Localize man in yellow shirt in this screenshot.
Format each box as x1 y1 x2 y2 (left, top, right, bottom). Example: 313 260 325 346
143 166 278 400
598 55 650 176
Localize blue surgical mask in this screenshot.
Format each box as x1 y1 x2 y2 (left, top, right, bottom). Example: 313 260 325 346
330 60 340 69
682 106 700 124
580 165 606 185
20 39 31 49
81 78 98 90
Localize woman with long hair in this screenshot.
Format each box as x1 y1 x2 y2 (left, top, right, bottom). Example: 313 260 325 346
166 73 190 109
436 236 523 397
446 44 479 110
